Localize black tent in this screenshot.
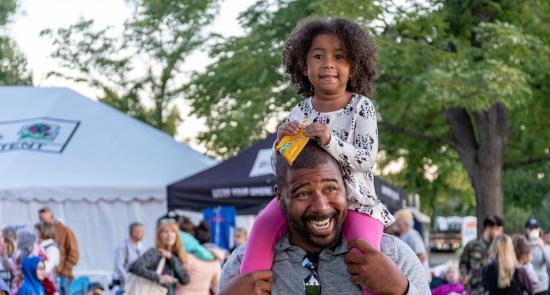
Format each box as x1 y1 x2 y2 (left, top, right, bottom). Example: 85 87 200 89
168 134 406 214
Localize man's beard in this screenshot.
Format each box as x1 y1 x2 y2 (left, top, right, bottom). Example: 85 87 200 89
284 205 345 250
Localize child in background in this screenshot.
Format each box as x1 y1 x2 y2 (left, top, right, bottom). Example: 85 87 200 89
17 256 45 295
514 235 541 291
241 17 394 295
431 264 467 295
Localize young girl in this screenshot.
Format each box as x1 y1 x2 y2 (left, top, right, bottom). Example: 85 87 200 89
241 17 394 293
514 235 541 292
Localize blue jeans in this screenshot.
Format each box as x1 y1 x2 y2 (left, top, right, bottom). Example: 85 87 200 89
55 276 72 295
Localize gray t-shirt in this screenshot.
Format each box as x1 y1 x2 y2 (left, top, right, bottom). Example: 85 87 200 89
529 241 550 293
220 234 431 294
399 229 431 282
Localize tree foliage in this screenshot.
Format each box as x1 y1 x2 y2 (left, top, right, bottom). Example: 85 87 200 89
41 0 220 135
0 0 32 85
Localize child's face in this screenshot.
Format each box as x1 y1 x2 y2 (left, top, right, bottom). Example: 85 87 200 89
305 33 351 97
36 261 46 280
519 253 532 264
445 267 459 284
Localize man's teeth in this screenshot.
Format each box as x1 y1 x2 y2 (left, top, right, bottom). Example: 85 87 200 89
310 217 331 230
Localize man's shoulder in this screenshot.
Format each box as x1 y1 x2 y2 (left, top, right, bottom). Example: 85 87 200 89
381 234 417 259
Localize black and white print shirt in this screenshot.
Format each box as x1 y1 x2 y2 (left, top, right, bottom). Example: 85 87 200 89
283 94 394 226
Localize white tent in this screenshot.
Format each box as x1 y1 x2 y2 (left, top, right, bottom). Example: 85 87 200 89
0 86 215 274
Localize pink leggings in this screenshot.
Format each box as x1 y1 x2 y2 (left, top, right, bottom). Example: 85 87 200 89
241 198 383 294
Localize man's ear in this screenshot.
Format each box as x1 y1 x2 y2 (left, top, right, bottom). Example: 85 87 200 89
274 184 284 208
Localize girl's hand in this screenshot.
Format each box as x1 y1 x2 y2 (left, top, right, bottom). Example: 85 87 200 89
305 123 330 146
276 121 301 142
161 274 175 284
159 249 172 259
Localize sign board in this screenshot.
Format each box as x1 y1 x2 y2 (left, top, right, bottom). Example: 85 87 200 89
461 216 478 246
0 117 80 153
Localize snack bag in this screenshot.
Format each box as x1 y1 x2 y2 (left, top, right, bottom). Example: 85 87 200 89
276 128 310 166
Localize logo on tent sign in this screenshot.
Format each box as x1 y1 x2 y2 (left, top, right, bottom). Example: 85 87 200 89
0 117 80 153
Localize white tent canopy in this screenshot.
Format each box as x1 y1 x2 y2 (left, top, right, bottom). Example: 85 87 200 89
0 86 215 274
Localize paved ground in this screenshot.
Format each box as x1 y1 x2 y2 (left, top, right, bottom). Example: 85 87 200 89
430 252 459 267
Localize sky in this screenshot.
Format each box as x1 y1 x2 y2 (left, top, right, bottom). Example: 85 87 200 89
7 0 257 152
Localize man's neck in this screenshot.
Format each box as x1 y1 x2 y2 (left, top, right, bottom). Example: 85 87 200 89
129 238 140 246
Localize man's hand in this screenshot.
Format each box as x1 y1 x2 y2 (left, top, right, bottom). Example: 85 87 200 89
219 270 273 295
304 123 330 146
345 239 409 295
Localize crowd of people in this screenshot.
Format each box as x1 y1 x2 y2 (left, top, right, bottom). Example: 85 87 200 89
458 216 550 295
0 206 250 295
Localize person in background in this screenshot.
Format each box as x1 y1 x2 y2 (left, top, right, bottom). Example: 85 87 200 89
17 256 46 295
460 215 504 295
0 277 10 295
228 228 247 256
86 282 104 295
545 229 550 295
482 234 533 295
38 207 79 295
112 222 144 293
394 209 431 283
129 223 189 295
11 228 39 294
178 217 215 261
524 218 550 295
34 223 59 280
514 235 541 292
431 264 467 295
176 221 222 295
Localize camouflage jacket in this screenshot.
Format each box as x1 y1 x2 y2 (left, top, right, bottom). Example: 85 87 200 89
459 238 491 295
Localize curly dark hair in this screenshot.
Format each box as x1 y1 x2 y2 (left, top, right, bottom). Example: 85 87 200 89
282 17 378 98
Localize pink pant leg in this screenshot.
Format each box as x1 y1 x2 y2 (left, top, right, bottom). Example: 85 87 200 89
343 211 384 295
240 198 288 274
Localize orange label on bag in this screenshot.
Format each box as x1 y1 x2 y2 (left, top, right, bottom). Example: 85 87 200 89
276 129 310 166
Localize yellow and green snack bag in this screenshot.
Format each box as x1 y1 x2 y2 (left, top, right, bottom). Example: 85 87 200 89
276 128 310 166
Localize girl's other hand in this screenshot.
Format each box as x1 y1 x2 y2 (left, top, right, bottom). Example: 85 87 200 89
305 123 330 146
276 121 301 142
159 249 172 259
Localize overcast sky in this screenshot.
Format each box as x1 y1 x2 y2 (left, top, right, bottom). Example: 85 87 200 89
7 0 256 152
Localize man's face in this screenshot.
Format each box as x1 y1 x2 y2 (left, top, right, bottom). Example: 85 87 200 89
234 231 247 246
277 160 347 253
131 226 145 241
39 211 54 224
486 225 503 242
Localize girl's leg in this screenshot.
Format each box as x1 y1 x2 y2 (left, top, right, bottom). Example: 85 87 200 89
343 211 384 295
343 210 383 251
240 198 288 274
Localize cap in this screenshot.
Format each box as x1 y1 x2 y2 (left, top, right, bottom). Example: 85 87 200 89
525 218 540 229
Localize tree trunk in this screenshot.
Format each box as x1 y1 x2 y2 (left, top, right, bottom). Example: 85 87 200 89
446 102 510 236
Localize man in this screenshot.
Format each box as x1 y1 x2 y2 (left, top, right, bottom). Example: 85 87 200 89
38 207 80 295
219 142 430 294
459 215 503 295
228 227 248 256
395 209 431 283
112 222 144 292
524 218 550 295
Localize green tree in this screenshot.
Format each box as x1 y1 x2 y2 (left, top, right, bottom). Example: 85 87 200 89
41 0 219 135
0 0 32 85
185 0 550 233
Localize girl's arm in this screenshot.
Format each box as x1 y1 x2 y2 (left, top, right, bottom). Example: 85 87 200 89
128 248 162 283
322 97 378 172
